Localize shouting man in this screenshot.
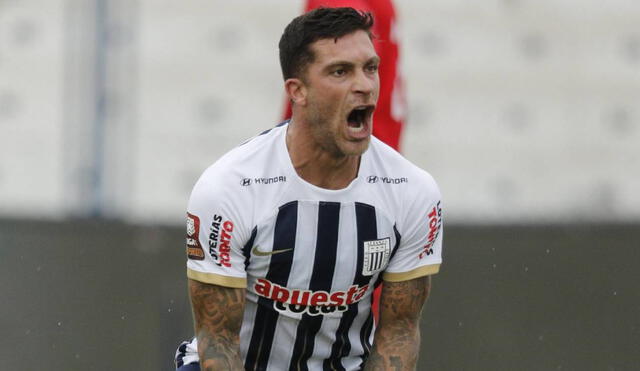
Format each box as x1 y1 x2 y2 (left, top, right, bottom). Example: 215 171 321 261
176 7 443 371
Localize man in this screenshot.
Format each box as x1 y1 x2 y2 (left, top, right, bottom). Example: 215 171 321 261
283 0 406 151
289 0 406 323
176 7 443 371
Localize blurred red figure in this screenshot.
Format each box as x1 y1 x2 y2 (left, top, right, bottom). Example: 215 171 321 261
283 0 406 151
283 0 406 322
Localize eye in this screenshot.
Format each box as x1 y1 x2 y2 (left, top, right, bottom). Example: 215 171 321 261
366 64 379 73
332 68 347 77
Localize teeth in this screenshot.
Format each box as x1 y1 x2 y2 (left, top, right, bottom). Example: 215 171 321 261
346 105 372 133
348 122 363 131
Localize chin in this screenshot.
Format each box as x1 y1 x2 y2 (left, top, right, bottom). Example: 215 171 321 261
341 138 370 156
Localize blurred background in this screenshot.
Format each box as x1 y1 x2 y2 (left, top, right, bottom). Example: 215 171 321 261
0 0 638 370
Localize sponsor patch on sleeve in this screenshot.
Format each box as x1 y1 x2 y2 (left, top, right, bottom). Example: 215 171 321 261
186 212 205 260
419 201 442 259
208 214 233 267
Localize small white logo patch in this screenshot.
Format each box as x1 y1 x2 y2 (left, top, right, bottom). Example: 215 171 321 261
362 238 391 276
186 217 196 237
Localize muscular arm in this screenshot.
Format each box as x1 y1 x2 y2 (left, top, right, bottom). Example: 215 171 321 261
189 278 245 371
364 275 431 371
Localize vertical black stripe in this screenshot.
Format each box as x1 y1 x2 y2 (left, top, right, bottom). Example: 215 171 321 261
372 252 380 271
245 201 298 371
389 224 402 261
359 309 375 364
243 226 258 270
325 202 377 370
289 202 341 371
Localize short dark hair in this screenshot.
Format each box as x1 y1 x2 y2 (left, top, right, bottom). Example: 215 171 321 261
278 7 374 81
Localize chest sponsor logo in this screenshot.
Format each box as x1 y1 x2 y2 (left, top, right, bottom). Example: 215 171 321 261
254 278 369 316
366 175 408 184
241 176 286 186
185 213 205 260
362 238 391 276
208 214 233 267
419 201 442 259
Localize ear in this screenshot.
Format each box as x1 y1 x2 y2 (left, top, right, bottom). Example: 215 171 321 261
284 78 307 106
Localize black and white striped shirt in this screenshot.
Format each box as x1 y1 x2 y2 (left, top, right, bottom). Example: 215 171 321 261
180 122 443 370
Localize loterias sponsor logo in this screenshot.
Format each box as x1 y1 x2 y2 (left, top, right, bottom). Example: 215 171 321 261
186 213 205 260
208 214 233 267
254 278 369 316
419 201 442 259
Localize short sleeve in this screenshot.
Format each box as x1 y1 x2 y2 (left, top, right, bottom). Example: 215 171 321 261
383 173 443 282
185 167 252 288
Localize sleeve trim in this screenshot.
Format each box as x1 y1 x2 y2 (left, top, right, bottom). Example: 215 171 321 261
382 264 440 282
187 268 247 288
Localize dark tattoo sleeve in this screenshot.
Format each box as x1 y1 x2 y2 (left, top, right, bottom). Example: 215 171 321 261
363 275 431 371
188 278 245 371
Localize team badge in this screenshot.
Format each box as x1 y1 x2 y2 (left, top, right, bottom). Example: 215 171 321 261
362 238 391 276
186 212 205 260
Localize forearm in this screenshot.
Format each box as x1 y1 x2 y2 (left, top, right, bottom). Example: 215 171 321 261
196 328 243 371
189 279 245 371
364 276 431 371
363 319 420 371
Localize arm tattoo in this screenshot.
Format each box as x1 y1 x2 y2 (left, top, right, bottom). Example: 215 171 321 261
189 279 245 371
364 276 431 371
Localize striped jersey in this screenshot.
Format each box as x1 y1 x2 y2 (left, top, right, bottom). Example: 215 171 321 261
179 121 443 371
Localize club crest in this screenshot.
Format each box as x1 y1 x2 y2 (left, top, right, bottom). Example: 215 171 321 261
362 238 391 276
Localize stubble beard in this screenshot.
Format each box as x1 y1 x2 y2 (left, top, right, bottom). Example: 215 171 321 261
307 104 347 158
306 95 371 159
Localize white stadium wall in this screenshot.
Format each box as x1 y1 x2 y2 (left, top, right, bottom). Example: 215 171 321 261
0 0 67 218
399 0 640 223
0 0 638 224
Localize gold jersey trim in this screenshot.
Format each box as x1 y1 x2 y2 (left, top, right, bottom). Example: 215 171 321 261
382 264 440 282
187 268 247 288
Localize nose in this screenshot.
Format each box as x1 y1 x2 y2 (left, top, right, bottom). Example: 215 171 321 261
352 69 377 96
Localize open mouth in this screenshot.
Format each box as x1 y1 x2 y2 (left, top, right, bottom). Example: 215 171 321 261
346 105 375 132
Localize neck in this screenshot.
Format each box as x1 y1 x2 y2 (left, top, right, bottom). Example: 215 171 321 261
286 120 361 190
